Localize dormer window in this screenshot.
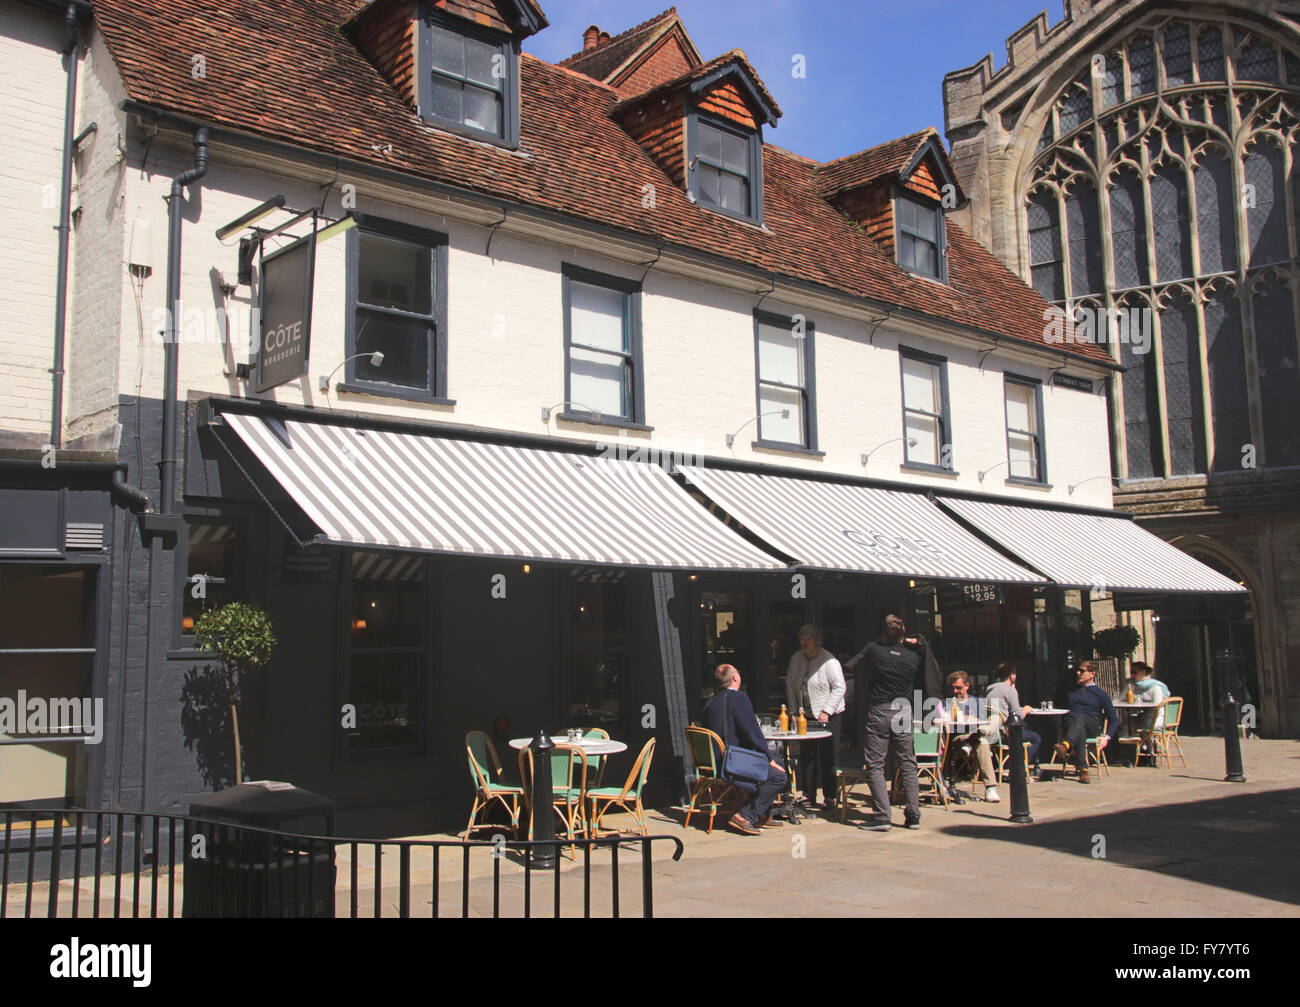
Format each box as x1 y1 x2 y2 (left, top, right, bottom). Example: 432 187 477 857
689 115 762 222
896 192 946 281
418 6 519 144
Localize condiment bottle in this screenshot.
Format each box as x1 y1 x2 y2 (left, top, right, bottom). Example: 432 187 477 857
797 707 807 735
779 705 789 732
1126 685 1135 703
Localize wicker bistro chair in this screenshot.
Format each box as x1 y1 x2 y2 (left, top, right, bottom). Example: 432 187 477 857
576 727 611 788
835 766 871 822
988 714 1032 783
906 727 950 810
588 738 657 837
1149 697 1187 769
519 743 589 859
464 731 525 839
1049 718 1112 778
684 726 738 834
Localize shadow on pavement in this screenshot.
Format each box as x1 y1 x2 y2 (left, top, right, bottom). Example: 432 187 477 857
939 787 1300 905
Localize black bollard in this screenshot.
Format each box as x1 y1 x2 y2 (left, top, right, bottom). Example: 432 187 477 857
1007 718 1033 823
1216 649 1247 783
1222 695 1246 782
529 730 558 870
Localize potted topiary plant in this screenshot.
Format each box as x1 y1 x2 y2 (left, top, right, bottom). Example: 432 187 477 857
193 602 276 785
1092 624 1142 678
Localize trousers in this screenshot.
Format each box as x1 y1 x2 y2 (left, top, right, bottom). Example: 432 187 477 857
864 702 919 821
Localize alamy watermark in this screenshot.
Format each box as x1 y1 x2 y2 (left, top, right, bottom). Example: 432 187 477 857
0 691 104 744
1043 304 1152 355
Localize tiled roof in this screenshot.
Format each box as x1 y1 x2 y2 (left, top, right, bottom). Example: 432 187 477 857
89 0 1112 366
816 127 939 198
610 48 782 122
558 6 678 77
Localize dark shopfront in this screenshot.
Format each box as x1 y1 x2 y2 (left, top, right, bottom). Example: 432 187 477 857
685 571 1093 768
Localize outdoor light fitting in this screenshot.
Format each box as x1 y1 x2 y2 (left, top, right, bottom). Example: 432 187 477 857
726 409 789 448
215 195 286 241
320 351 384 393
1067 474 1121 495
861 436 917 466
315 214 358 244
541 401 603 424
978 460 1009 483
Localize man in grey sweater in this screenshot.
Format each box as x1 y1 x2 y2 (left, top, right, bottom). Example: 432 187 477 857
985 662 1042 781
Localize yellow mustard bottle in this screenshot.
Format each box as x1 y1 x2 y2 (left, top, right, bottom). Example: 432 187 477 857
779 705 789 732
797 707 808 735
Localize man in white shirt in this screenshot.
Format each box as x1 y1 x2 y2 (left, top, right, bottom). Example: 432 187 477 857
785 624 846 810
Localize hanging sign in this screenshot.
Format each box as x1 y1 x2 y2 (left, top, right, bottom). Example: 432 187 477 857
255 226 316 392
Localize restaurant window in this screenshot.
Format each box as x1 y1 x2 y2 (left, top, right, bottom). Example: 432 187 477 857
699 589 753 705
181 519 241 637
1004 376 1046 483
418 5 519 144
345 220 448 402
899 348 951 470
896 193 946 281
688 114 763 224
342 552 427 759
0 566 97 807
562 266 643 424
754 311 816 450
569 574 630 731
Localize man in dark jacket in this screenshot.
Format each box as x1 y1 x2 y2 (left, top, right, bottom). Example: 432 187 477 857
1056 661 1119 783
703 664 787 835
844 610 943 831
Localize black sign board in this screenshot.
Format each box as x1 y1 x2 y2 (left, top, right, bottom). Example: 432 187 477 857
256 229 316 392
280 541 339 586
1052 372 1094 393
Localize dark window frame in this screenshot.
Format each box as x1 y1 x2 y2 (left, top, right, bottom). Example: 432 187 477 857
894 187 948 282
686 109 765 226
898 346 953 472
561 264 645 426
175 510 248 650
417 4 520 147
752 309 818 452
1003 373 1048 484
335 550 435 765
342 218 450 404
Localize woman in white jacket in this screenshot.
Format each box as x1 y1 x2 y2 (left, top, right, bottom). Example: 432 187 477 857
786 625 847 809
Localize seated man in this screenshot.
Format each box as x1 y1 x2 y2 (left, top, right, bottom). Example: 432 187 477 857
940 671 999 802
703 663 787 835
985 661 1042 781
1055 661 1119 784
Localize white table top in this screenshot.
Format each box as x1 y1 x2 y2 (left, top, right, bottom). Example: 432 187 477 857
508 736 628 756
1114 702 1155 709
1027 708 1068 715
763 729 832 741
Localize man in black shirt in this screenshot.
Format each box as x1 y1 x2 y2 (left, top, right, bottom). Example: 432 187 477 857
845 611 943 831
703 664 787 835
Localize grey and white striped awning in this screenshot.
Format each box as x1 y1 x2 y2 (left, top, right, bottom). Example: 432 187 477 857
937 496 1248 594
220 413 784 571
675 466 1044 583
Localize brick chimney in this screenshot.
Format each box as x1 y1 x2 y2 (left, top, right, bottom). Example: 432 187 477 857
583 25 600 52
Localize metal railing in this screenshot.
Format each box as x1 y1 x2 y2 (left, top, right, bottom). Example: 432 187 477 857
0 808 684 919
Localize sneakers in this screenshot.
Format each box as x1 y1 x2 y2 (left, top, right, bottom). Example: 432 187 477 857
959 743 973 756
984 786 1000 803
860 817 893 832
903 816 921 830
728 813 761 835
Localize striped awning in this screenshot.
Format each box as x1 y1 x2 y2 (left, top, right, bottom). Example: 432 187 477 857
937 497 1248 594
675 466 1044 583
220 413 784 571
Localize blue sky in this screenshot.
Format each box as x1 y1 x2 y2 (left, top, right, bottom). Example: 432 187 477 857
525 0 1062 163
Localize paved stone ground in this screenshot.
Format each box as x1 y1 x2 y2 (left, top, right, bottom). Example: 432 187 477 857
637 735 1300 917
10 736 1297 917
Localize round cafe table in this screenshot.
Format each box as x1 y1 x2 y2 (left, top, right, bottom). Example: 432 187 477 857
1113 701 1157 763
509 735 627 756
762 728 831 824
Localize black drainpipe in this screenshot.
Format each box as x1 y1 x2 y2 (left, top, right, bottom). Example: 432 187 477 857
160 128 209 514
49 4 80 449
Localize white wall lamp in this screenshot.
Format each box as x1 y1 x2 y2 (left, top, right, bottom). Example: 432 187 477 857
726 409 788 448
320 351 384 393
541 401 603 424
978 460 1009 483
861 436 916 467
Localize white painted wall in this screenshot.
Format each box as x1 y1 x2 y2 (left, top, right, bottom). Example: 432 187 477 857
0 5 68 439
103 138 1114 508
